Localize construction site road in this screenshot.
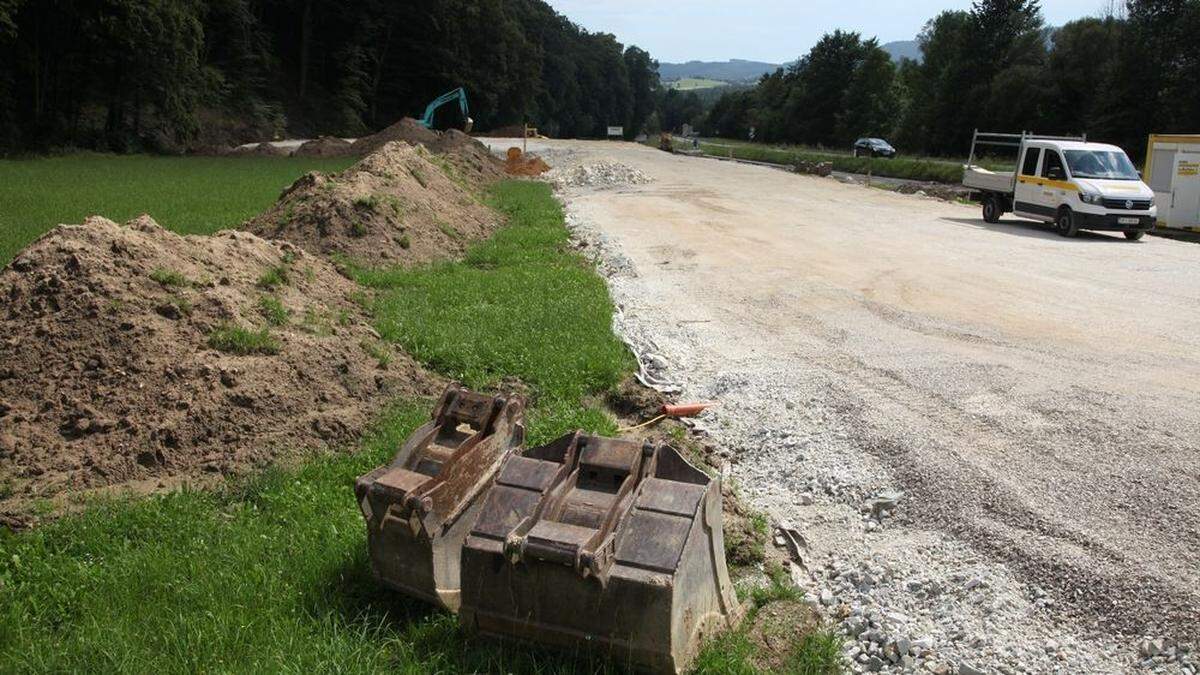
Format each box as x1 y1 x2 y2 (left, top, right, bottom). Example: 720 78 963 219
494 139 1200 673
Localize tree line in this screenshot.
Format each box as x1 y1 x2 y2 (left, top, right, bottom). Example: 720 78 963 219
703 0 1200 159
0 0 660 153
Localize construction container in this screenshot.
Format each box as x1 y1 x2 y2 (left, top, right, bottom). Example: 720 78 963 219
1145 134 1200 231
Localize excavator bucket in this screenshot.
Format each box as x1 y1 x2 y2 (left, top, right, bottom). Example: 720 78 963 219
459 432 742 674
354 385 525 611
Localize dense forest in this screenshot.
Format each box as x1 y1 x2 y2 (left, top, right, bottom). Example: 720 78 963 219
704 0 1200 159
0 0 660 152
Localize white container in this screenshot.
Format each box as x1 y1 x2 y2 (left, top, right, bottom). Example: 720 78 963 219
1145 134 1200 231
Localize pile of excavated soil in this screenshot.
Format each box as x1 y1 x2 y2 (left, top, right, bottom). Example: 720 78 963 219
229 142 290 157
293 136 357 158
247 142 499 267
352 118 439 156
504 147 551 176
429 130 507 183
0 215 439 524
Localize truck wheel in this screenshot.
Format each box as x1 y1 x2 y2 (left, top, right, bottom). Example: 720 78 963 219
1124 230 1145 241
982 195 1000 223
1056 209 1078 238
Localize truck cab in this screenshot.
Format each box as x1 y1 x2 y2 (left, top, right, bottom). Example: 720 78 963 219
963 132 1157 240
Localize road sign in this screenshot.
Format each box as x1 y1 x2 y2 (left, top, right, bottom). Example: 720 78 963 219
607 126 624 137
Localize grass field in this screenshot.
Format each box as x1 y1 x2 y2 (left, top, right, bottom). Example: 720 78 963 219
675 137 1012 184
667 78 730 91
0 153 356 267
0 171 840 673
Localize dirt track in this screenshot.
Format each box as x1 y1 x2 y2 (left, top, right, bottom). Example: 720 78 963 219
503 139 1200 672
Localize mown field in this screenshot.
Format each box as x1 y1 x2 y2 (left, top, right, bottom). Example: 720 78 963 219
667 78 730 91
0 164 841 673
675 136 1013 184
0 153 357 267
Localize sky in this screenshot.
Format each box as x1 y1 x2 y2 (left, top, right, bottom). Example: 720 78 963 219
547 0 1119 63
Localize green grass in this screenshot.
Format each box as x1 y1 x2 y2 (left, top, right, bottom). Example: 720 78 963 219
0 178 806 673
257 264 291 289
0 403 638 673
0 153 356 267
207 323 281 355
667 78 730 91
671 136 1013 184
355 180 635 443
149 267 190 287
258 296 290 326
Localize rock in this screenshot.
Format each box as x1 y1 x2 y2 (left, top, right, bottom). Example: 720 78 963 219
964 577 983 591
1140 639 1161 658
154 302 182 320
926 663 951 675
867 655 885 672
820 588 835 606
867 490 902 517
1044 639 1059 653
957 661 987 675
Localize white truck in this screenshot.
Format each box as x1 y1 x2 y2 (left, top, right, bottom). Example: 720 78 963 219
962 131 1157 240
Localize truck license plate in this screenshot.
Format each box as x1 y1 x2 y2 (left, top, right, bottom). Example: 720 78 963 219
1118 217 1139 225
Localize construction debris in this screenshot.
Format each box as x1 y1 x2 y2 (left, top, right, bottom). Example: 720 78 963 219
354 385 525 610
503 147 551 176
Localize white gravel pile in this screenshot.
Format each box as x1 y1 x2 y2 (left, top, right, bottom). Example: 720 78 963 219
549 161 653 190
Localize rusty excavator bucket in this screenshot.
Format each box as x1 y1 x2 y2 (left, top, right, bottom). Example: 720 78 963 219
459 432 742 673
355 385 525 611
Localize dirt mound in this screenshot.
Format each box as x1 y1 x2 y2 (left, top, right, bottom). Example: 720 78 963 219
293 136 356 158
229 142 290 157
504 147 551 176
0 216 439 521
247 142 498 267
429 130 507 183
353 118 439 156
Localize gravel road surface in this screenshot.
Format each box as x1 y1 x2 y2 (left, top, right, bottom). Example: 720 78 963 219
489 139 1200 673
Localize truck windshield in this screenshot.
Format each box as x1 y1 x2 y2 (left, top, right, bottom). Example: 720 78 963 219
1063 150 1140 180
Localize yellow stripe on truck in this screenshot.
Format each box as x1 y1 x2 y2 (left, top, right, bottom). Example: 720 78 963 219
1017 175 1079 192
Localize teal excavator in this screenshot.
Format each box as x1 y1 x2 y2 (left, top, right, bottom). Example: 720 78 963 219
418 87 473 132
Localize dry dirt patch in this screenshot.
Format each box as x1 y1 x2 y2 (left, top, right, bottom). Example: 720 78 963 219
0 215 439 523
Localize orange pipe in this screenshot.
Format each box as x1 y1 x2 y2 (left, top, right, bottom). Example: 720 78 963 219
661 402 713 417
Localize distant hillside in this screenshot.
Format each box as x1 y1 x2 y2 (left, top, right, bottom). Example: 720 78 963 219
881 40 921 62
658 59 781 84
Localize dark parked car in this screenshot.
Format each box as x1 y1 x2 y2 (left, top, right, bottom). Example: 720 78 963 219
853 138 896 158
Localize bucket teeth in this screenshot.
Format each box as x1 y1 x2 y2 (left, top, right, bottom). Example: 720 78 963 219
460 432 743 674
354 384 525 611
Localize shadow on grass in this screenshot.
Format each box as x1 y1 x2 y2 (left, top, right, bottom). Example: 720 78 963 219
312 523 636 673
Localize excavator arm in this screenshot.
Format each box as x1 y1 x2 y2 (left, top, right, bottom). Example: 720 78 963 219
418 87 473 132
